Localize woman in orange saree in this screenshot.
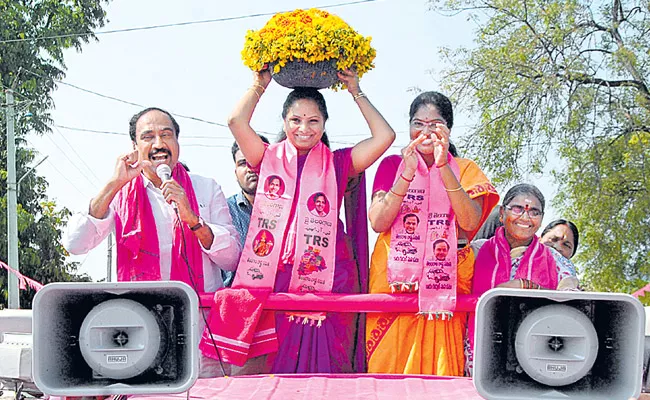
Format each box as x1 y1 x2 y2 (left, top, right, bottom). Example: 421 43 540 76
366 92 499 376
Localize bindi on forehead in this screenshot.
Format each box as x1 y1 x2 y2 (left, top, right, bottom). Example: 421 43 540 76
510 194 542 209
289 111 320 119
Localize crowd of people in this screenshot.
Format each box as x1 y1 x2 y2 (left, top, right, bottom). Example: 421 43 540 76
62 67 581 378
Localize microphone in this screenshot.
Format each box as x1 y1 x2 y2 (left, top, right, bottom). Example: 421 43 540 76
156 164 172 181
155 164 178 211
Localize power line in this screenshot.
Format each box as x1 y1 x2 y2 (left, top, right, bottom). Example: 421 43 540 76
23 137 92 198
53 125 102 182
42 158 89 198
42 134 100 190
24 69 399 139
22 68 280 135
54 124 233 139
0 0 378 44
74 252 92 269
183 144 231 148
53 123 407 149
22 68 234 129
54 125 125 136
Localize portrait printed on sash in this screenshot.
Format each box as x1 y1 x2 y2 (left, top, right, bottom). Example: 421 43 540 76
308 192 330 217
264 175 285 200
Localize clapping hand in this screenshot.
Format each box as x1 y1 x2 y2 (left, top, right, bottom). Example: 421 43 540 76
431 123 450 168
401 134 427 177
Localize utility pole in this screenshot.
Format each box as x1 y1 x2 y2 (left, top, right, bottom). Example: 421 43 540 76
17 155 49 197
5 88 19 309
106 233 113 282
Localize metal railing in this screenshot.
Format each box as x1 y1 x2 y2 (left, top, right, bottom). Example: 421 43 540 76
199 292 479 312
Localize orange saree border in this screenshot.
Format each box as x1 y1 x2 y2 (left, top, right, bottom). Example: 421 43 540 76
366 313 398 361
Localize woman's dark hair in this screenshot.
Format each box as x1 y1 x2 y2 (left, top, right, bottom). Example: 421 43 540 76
409 91 454 129
501 183 546 212
541 219 580 256
277 87 330 147
448 142 459 157
282 87 329 120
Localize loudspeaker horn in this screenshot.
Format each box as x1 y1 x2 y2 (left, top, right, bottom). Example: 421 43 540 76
474 288 644 400
32 281 199 396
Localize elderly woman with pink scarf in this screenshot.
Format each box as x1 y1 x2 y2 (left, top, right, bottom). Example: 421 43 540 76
466 183 579 374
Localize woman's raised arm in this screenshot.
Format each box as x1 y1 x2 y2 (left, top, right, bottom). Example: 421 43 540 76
227 70 272 168
338 69 396 175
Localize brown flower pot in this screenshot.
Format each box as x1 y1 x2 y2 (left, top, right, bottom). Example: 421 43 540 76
270 59 339 89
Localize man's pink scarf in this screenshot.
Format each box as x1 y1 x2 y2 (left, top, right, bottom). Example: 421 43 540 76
200 141 338 366
113 164 204 292
387 153 460 318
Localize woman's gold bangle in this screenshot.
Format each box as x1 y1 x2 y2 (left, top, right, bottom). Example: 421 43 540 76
353 92 366 101
249 87 263 100
444 185 463 192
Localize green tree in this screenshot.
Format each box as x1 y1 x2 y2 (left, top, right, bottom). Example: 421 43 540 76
1 0 110 307
431 0 650 293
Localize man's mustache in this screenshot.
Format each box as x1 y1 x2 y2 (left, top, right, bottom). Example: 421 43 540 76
149 148 172 158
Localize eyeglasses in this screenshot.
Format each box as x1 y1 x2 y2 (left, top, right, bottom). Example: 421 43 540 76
504 204 543 218
410 120 446 130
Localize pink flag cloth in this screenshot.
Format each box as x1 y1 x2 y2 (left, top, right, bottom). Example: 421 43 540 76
199 288 278 366
0 260 44 292
113 164 204 292
632 283 650 298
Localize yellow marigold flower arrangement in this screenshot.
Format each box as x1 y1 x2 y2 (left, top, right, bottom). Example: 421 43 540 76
241 8 376 90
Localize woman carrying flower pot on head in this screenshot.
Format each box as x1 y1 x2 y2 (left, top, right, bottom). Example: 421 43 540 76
221 67 395 374
365 91 499 376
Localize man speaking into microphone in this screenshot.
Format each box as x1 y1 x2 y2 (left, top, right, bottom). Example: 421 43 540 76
63 107 241 293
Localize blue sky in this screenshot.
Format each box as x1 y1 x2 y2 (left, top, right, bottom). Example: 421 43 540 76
24 0 558 280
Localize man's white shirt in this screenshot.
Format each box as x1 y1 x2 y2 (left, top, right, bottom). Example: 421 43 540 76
63 173 241 291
